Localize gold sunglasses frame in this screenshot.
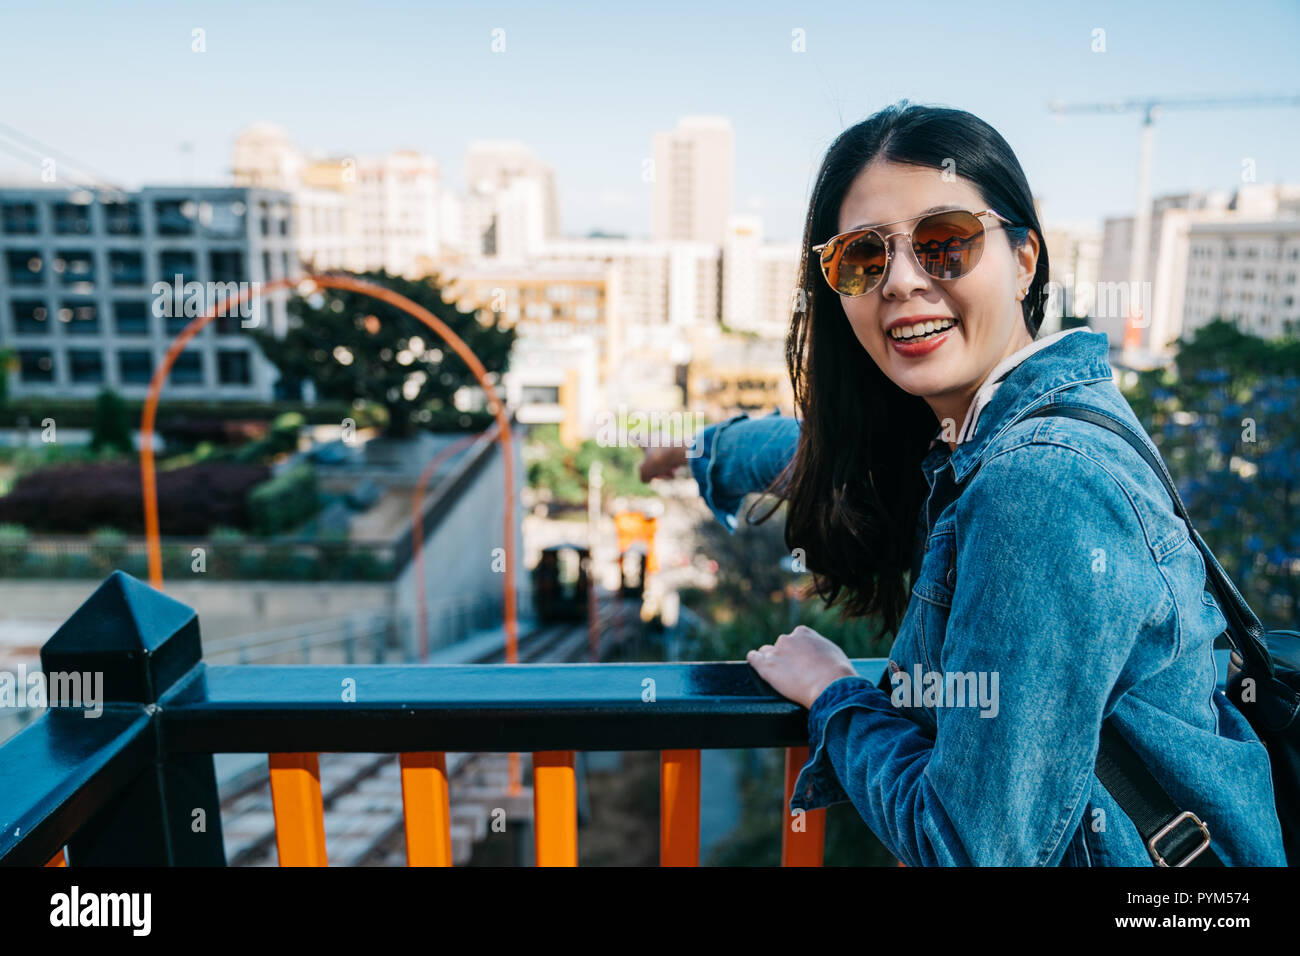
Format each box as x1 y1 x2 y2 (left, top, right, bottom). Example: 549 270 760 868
811 208 1014 297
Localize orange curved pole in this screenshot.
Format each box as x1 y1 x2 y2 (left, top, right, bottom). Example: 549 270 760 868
139 273 518 661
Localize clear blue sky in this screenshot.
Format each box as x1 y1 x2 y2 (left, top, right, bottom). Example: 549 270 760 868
1 0 1297 241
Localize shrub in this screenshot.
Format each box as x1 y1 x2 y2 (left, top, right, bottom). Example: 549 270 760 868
247 463 319 535
90 389 133 454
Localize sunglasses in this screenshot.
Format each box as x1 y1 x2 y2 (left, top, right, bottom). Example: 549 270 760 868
812 208 1014 297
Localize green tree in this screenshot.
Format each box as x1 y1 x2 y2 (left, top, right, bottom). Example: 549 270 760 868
249 270 514 437
525 424 650 507
1124 317 1300 621
90 388 133 454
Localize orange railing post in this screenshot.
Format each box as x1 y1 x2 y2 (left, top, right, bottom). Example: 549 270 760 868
268 752 328 866
399 752 453 866
532 751 577 866
781 745 826 866
660 749 700 866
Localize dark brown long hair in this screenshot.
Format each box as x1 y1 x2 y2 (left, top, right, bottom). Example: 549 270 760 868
745 100 1051 637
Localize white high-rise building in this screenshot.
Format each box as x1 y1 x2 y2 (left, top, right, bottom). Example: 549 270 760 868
354 150 442 276
233 126 445 277
652 117 734 246
720 215 800 338
1099 184 1300 355
464 141 559 242
1041 219 1103 333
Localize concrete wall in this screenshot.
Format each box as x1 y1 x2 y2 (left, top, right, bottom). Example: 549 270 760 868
0 578 394 647
392 430 527 651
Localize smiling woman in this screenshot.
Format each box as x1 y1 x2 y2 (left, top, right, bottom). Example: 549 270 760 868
642 100 1289 868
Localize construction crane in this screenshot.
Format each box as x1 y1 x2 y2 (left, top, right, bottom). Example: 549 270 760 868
1048 94 1300 365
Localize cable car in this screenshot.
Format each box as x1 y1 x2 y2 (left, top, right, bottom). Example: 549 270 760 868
532 543 590 623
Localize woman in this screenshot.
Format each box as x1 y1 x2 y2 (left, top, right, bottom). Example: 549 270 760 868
639 101 1286 866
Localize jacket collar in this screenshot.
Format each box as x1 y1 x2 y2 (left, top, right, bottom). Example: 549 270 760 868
921 328 1115 487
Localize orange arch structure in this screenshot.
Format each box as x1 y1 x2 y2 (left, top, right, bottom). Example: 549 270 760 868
138 273 518 659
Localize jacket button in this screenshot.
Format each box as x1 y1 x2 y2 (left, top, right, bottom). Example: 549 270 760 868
946 567 957 589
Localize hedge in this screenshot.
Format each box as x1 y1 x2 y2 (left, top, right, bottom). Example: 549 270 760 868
0 460 270 533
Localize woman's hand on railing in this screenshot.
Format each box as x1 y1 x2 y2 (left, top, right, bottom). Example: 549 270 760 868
747 625 859 710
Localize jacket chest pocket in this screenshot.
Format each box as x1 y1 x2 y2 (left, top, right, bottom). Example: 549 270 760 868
910 521 958 677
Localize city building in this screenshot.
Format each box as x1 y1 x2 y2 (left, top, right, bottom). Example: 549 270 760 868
720 214 800 338
1099 183 1300 359
233 124 446 277
652 117 734 246
0 183 298 401
436 260 606 443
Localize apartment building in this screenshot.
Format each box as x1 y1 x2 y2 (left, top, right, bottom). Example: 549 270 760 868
0 184 297 401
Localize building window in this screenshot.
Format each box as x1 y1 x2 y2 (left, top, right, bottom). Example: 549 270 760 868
6 250 44 285
58 299 99 334
113 300 150 336
217 349 251 385
171 352 203 384
54 250 95 287
158 249 197 285
68 349 104 383
118 349 154 384
521 385 561 404
109 250 145 286
18 349 54 383
2 202 38 234
198 199 247 238
12 300 49 335
154 199 195 235
53 202 92 235
261 250 273 281
103 201 141 236
259 202 271 237
209 249 244 284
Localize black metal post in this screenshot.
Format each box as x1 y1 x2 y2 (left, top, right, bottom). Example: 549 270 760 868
40 570 226 865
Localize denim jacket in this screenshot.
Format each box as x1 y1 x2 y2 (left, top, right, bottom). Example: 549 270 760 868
686 329 1287 866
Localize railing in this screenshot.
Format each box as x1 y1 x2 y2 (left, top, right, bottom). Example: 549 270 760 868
0 570 877 867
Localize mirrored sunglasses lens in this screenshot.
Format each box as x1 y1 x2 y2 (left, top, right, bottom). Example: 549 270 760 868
912 211 984 280
827 231 886 295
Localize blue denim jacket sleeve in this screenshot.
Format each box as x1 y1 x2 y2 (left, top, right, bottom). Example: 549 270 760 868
686 409 799 533
789 443 1177 866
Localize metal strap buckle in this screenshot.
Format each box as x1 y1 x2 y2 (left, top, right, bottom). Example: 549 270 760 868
1147 810 1211 867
